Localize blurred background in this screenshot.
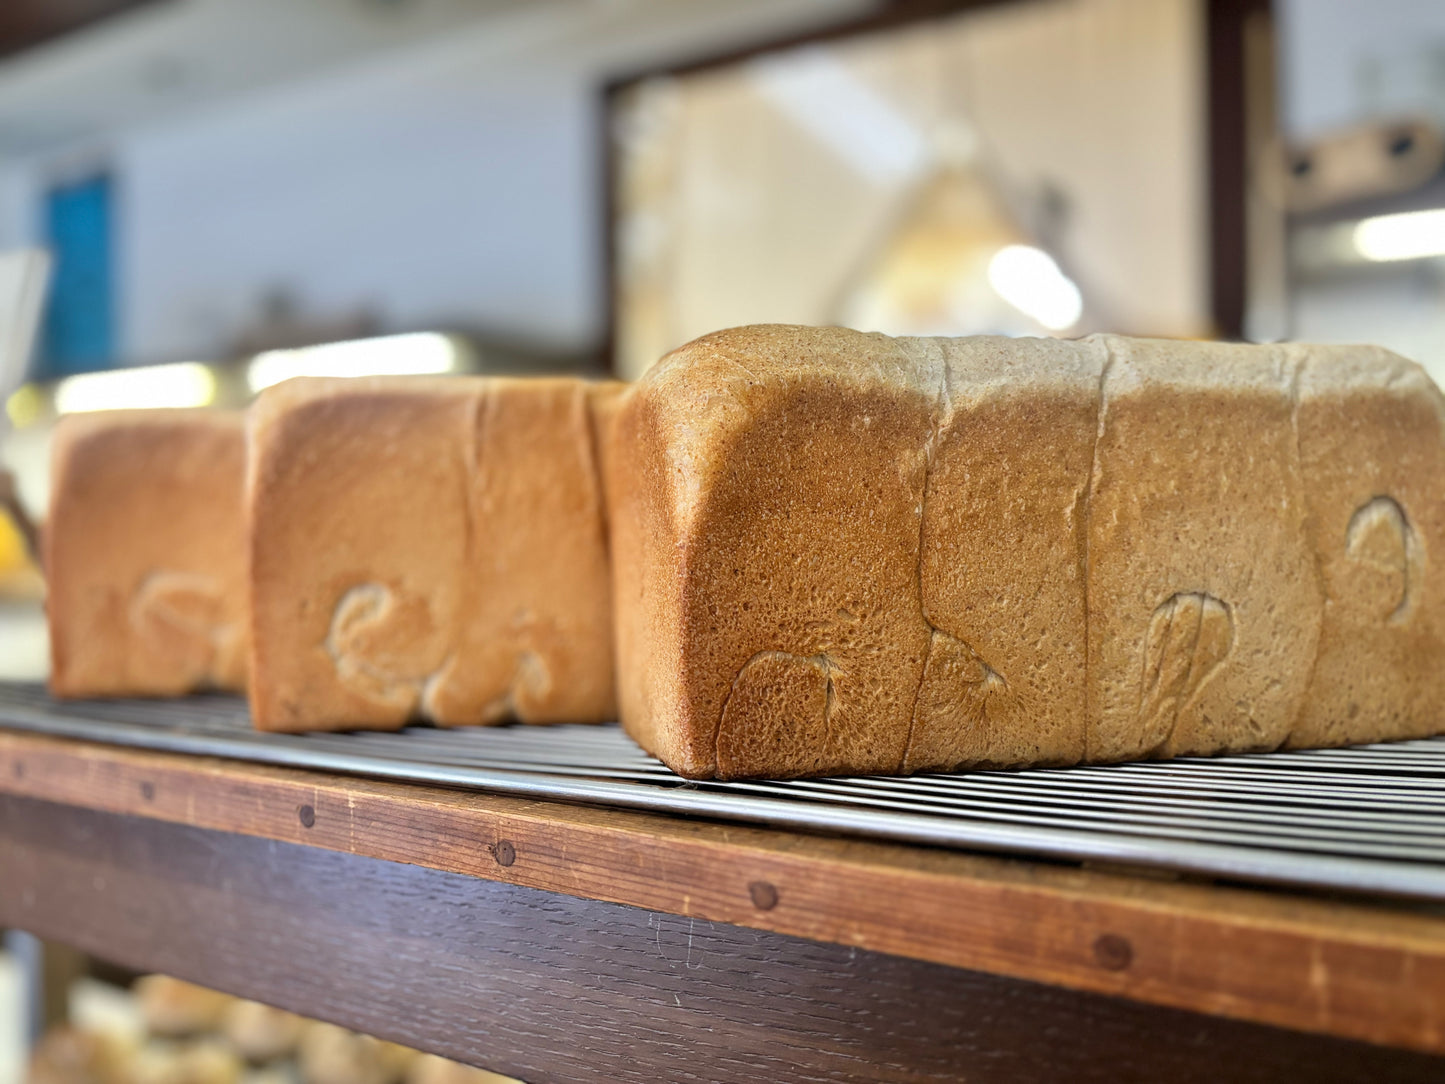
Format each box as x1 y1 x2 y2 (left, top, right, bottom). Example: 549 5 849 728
0 1 1438 480
1 1 1445 1079
0 6 1436 685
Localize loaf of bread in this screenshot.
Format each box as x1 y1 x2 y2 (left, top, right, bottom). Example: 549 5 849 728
607 326 1445 779
47 411 249 698
247 376 619 731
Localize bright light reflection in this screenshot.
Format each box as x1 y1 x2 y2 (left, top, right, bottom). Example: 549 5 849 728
1353 208 1445 262
55 363 215 414
247 333 460 393
4 384 42 427
986 245 1083 331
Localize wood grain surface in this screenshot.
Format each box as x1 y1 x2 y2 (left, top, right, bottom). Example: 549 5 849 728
2 793 1442 1083
3 728 1445 1055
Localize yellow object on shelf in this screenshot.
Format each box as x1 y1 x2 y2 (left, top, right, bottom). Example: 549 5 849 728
0 509 27 574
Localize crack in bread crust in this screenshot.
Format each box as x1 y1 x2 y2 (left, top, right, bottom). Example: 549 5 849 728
324 582 440 714
130 570 231 686
1137 591 1235 753
1285 345 1327 749
1345 495 1416 624
717 650 838 778
1082 340 1114 761
908 629 1008 770
479 649 552 724
901 339 952 774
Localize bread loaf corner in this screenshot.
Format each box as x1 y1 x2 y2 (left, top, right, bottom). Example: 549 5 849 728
47 409 248 698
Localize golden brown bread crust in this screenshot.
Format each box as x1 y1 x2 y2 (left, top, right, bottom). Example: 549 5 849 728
907 335 1105 771
47 410 248 697
1288 343 1445 747
611 325 1445 779
422 377 617 725
607 325 938 777
247 375 620 732
1087 338 1323 760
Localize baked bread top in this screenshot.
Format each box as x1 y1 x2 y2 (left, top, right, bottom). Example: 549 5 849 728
610 325 1445 779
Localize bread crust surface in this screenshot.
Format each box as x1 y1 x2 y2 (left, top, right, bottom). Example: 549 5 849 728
48 409 249 697
611 325 1445 778
248 376 620 731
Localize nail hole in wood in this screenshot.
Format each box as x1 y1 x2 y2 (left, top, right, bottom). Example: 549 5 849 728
749 881 780 910
493 840 516 867
140 782 155 801
1093 933 1133 971
11 762 22 779
298 804 316 829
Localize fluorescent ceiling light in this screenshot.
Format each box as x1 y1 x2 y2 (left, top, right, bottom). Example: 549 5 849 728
55 362 215 414
1353 208 1445 262
986 245 1083 331
750 47 927 185
247 332 460 393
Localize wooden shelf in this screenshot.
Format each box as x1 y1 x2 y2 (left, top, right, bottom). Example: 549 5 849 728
2 726 1444 1082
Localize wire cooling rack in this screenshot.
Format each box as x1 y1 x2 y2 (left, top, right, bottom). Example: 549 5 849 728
2 682 1444 900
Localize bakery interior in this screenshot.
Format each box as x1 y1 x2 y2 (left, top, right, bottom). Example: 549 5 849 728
3 0 1445 1081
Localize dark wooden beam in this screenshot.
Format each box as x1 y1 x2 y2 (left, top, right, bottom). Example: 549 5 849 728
1207 0 1274 339
3 794 1442 1084
5 729 1445 1055
0 1 170 62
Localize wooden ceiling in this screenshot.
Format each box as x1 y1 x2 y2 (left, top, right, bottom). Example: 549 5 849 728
0 0 168 62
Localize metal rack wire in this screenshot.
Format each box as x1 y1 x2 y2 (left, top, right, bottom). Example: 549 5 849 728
3 683 1445 900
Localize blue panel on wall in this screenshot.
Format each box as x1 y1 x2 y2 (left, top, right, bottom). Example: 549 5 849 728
39 173 115 377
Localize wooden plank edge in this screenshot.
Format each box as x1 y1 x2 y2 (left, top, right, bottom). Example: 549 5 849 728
1 727 1443 1055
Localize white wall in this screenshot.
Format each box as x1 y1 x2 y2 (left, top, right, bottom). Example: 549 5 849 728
0 949 19 1084
16 0 1441 367
0 0 866 365
117 42 598 359
1279 0 1445 138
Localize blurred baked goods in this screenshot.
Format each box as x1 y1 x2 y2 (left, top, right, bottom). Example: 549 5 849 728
296 1023 415 1084
29 975 522 1084
134 978 235 1041
406 1053 521 1084
219 1002 304 1065
25 1027 134 1084
126 1039 242 1084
